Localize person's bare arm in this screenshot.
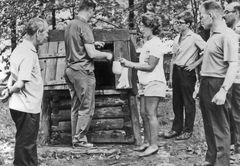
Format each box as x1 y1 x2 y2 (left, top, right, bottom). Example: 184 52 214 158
212 61 238 105
85 44 112 60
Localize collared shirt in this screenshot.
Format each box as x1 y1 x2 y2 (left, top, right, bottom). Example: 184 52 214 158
64 16 95 72
9 40 43 114
233 21 240 83
172 30 206 67
201 24 238 78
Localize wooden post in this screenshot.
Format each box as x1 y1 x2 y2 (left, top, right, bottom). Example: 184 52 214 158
129 95 142 145
39 93 51 145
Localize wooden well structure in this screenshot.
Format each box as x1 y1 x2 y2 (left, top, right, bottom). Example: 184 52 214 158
38 29 141 145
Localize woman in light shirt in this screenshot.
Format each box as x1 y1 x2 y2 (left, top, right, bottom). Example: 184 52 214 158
120 13 167 157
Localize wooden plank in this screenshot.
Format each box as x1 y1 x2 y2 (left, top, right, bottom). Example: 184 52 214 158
44 42 59 84
129 95 142 145
94 106 127 119
38 42 49 58
57 41 65 56
95 96 127 107
93 29 130 42
87 130 134 143
39 59 47 82
90 119 124 131
39 94 51 145
51 106 128 126
52 118 125 132
48 30 65 42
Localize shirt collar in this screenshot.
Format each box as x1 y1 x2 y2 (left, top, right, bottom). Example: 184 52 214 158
75 15 88 23
211 22 228 35
22 39 37 53
234 21 240 32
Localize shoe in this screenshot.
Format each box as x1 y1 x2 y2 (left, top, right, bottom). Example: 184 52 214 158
72 141 94 148
163 130 179 139
235 145 240 154
133 143 149 151
194 161 213 166
138 145 158 157
175 132 192 140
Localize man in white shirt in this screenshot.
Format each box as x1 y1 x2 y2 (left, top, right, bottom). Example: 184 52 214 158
224 1 240 155
1 17 48 166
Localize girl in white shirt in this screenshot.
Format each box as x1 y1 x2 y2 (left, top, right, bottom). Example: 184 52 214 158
120 13 167 157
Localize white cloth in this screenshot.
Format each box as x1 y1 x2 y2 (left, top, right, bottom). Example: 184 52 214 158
9 40 43 114
117 67 130 89
137 36 166 85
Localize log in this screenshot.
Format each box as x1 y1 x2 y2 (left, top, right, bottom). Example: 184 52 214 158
52 119 125 132
87 130 134 143
51 106 127 125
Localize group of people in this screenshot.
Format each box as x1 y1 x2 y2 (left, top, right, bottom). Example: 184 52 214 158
1 0 240 165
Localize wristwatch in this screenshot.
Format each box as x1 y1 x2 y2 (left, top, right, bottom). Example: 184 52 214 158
221 85 228 92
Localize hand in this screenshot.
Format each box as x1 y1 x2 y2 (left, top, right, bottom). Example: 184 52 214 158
0 88 10 103
184 64 196 71
106 53 113 61
167 79 172 88
94 41 105 49
119 58 132 68
211 88 227 105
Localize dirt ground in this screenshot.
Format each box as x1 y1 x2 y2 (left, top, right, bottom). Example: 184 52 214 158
1 98 240 166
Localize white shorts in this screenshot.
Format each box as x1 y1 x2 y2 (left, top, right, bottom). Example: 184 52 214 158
138 81 166 97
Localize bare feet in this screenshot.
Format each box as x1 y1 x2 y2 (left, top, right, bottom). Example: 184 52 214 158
133 143 149 151
138 144 158 157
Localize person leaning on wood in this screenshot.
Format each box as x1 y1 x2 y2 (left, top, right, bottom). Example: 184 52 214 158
0 18 49 166
64 0 113 148
223 1 240 155
194 1 238 166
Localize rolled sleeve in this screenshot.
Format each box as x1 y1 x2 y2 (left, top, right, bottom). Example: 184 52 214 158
195 34 206 51
80 25 95 44
18 55 35 81
223 33 238 62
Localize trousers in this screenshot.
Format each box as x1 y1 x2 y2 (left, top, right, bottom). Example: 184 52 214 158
199 77 231 166
65 67 96 143
10 109 40 166
172 65 196 133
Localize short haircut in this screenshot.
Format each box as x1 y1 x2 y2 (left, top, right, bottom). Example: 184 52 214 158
79 0 97 11
25 17 48 36
143 1 156 13
176 11 194 25
233 2 240 13
201 0 223 14
141 13 161 35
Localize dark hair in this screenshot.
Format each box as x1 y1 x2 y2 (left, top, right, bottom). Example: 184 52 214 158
201 0 223 13
25 17 47 36
176 11 194 26
141 13 161 35
233 3 240 13
79 0 97 11
143 1 156 13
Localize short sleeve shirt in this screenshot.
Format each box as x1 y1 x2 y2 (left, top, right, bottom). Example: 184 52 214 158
201 25 238 77
64 16 95 71
233 21 240 83
172 30 206 66
137 36 166 85
9 40 43 114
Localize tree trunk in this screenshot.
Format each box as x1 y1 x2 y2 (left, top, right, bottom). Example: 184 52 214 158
128 0 134 30
10 19 17 51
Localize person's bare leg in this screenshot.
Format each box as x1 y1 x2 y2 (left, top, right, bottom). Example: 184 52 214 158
139 96 160 156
